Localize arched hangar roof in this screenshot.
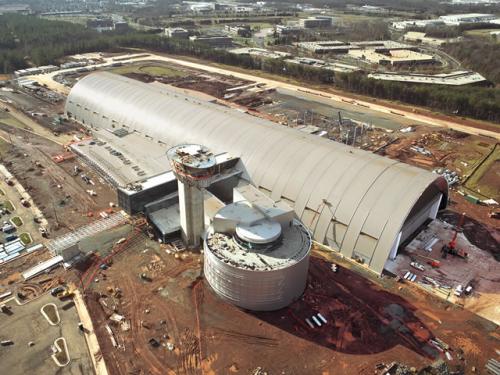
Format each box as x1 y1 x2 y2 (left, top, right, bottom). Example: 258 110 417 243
66 72 448 274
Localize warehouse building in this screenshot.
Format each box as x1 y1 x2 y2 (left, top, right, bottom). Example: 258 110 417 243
349 49 435 67
299 16 333 29
285 57 360 73
296 40 414 54
391 19 445 30
403 31 461 46
230 47 291 59
165 27 189 39
275 24 303 35
189 35 233 48
65 72 448 275
225 24 252 37
439 13 496 25
368 71 487 86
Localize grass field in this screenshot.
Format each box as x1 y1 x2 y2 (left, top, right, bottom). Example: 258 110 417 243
19 232 32 246
3 200 14 212
465 143 500 200
10 216 23 227
0 137 10 154
109 63 187 78
0 111 29 130
465 29 500 41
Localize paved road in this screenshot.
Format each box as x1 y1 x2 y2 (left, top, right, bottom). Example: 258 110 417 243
271 88 420 130
28 53 500 140
0 101 72 145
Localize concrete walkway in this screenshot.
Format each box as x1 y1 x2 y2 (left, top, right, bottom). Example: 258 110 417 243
73 289 109 375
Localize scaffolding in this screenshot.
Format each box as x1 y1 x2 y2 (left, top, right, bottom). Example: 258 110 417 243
46 212 128 255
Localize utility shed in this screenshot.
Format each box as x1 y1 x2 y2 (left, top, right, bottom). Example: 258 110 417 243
65 72 448 275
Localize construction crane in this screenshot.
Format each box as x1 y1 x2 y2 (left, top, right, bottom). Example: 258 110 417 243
413 254 441 268
441 212 468 259
337 111 344 144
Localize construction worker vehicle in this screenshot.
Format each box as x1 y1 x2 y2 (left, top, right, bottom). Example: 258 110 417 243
441 212 469 259
51 285 75 299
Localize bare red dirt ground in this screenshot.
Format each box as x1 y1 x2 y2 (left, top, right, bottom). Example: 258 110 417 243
439 209 500 260
0 124 118 235
255 257 435 357
77 229 498 375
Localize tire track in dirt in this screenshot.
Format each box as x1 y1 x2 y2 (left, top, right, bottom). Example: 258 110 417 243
125 274 166 375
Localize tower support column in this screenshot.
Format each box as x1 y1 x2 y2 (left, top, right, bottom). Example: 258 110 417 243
178 180 205 249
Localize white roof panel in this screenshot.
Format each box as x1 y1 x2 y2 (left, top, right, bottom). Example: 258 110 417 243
66 72 448 274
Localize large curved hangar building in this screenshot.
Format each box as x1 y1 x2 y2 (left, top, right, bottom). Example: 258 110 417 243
65 72 448 274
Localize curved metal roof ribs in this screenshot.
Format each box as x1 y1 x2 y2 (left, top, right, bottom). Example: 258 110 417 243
65 72 448 274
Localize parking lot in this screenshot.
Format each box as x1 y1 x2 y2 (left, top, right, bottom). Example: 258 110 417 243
0 173 42 248
0 293 94 375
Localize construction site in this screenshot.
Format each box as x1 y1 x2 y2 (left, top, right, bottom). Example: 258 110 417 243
0 52 498 375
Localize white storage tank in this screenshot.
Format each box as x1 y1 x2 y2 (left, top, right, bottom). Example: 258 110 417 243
204 201 311 311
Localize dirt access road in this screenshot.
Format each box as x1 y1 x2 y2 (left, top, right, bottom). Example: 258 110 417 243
81 232 499 375
0 101 73 145
0 124 117 235
30 53 500 140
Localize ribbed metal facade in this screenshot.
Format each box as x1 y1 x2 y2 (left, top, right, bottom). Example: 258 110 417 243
203 221 312 311
66 72 448 275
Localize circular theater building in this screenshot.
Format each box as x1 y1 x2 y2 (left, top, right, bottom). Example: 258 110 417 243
204 201 312 311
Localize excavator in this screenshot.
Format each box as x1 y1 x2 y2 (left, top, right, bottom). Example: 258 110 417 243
441 212 468 259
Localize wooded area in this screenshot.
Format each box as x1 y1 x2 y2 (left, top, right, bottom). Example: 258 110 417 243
1 14 498 123
0 14 163 72
445 40 500 85
335 72 500 123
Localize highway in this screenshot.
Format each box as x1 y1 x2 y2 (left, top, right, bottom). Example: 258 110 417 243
28 52 500 140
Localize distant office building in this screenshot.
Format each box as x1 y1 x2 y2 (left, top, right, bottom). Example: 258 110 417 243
165 27 189 39
299 16 333 29
14 65 59 77
0 4 31 14
285 57 360 73
439 13 496 25
392 14 495 29
358 5 387 13
184 1 216 13
87 18 128 32
225 24 252 37
296 40 413 54
349 49 435 67
114 21 129 33
230 47 291 59
403 31 461 46
391 19 445 30
275 24 303 35
87 18 114 32
189 35 233 48
368 71 487 86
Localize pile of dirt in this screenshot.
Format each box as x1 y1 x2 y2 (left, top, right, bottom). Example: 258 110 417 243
438 210 500 261
175 79 234 98
124 72 155 83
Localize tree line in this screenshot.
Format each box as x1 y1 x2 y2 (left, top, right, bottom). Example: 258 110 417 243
444 39 500 85
0 14 162 72
155 39 500 122
1 14 498 123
